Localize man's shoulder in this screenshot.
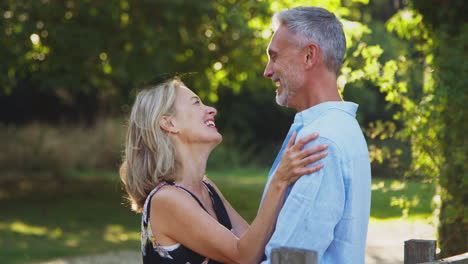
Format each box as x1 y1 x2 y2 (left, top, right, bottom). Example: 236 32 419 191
319 107 359 124
299 108 368 156
302 108 362 138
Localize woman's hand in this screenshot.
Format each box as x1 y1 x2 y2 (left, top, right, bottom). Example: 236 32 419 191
274 131 328 186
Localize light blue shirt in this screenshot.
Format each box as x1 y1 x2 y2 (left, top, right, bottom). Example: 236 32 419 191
261 101 371 264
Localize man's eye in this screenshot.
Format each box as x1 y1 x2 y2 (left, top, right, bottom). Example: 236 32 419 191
194 100 200 105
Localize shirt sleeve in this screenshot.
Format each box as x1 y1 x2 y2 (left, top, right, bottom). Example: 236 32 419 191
261 137 345 263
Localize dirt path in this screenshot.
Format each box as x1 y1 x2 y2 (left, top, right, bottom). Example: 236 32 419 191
365 220 436 264
40 220 436 264
39 251 140 264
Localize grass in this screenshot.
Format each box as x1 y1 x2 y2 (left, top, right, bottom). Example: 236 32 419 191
0 176 139 264
369 178 436 221
207 167 436 222
0 168 436 264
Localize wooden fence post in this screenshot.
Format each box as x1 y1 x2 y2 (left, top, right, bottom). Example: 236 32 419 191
405 239 437 264
271 247 318 264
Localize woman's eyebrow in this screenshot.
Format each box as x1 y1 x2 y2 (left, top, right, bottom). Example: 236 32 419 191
191 96 201 101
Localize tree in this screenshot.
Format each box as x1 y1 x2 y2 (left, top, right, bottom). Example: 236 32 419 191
384 0 467 256
411 0 468 257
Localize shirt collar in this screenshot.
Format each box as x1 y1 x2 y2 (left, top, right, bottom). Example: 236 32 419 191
293 101 358 125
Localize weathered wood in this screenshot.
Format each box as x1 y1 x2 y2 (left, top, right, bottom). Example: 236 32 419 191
419 252 468 264
271 247 318 264
404 239 437 264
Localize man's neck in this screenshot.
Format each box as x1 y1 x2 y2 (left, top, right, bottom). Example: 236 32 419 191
293 70 342 112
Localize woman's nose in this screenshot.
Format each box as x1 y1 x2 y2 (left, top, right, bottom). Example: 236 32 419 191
207 106 217 116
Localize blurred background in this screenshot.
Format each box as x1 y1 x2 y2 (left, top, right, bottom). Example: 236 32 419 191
0 0 466 263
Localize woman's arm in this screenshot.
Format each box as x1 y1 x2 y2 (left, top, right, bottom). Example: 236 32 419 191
152 132 328 264
203 176 249 237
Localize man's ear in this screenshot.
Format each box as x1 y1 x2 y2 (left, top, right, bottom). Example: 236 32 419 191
304 43 319 69
159 115 179 134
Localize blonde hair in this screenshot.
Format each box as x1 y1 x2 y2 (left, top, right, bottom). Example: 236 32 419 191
120 78 182 212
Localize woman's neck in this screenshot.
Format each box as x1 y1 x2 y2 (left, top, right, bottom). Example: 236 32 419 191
173 143 212 193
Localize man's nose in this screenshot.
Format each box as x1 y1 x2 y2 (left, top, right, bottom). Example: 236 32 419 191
264 62 273 78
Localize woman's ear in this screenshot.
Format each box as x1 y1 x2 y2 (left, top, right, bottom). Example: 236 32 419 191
159 115 179 134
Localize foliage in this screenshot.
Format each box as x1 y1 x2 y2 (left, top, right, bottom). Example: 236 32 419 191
0 0 404 176
0 0 272 112
382 8 440 179
381 1 468 256
430 24 468 258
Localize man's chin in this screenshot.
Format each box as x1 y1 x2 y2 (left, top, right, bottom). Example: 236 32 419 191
275 94 288 106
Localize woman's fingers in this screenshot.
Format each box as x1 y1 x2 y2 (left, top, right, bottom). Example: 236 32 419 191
277 132 328 184
301 163 324 175
299 144 328 159
300 151 328 167
288 163 324 182
292 132 319 151
286 131 297 148
285 132 328 175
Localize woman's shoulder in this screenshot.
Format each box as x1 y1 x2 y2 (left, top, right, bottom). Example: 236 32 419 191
202 176 219 191
202 177 223 195
150 183 209 220
202 176 214 187
150 184 191 208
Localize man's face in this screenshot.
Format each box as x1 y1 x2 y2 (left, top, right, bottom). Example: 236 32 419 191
264 25 305 108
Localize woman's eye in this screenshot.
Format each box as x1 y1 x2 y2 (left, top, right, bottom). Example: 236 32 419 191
194 100 200 105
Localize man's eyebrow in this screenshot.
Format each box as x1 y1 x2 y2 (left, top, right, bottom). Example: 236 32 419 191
191 96 200 101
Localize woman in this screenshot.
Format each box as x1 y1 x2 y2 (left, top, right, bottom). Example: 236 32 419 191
120 78 328 264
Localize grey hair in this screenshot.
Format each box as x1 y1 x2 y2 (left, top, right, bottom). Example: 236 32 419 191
120 78 182 212
272 6 346 75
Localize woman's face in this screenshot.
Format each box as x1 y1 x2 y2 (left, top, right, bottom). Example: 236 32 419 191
169 85 222 145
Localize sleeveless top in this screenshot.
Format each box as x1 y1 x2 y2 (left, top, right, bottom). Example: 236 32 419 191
141 180 232 264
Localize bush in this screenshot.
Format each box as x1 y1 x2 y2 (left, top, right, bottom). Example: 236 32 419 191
0 119 125 179
208 132 279 170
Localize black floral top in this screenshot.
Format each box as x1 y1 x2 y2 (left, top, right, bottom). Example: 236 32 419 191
141 180 232 264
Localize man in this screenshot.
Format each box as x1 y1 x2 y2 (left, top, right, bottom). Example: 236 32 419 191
261 6 371 264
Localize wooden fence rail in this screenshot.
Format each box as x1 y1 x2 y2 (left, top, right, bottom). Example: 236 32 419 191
271 247 318 264
270 239 468 264
420 253 468 264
